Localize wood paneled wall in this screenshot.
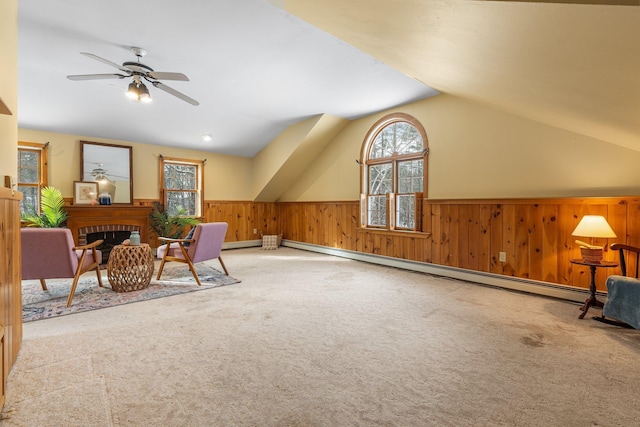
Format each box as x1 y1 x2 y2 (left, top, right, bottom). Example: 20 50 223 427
64 197 640 292
0 187 23 407
65 199 279 245
204 201 278 241
277 198 640 292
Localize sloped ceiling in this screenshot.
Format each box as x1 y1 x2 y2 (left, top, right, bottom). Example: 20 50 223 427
17 0 438 158
284 0 640 151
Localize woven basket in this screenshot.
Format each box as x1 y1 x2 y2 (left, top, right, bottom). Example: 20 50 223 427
107 244 155 292
580 247 603 262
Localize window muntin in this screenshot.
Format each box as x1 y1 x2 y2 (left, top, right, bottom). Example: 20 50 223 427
361 113 427 231
160 157 203 217
17 142 48 215
368 163 392 195
369 121 424 159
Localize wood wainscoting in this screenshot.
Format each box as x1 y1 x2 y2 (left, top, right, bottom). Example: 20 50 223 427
277 198 640 292
204 200 279 241
0 187 23 407
63 197 640 292
65 205 153 246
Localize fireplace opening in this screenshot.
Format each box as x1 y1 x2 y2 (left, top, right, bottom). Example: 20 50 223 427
87 231 131 265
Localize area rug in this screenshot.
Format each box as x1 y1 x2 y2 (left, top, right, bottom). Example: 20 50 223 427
22 263 240 322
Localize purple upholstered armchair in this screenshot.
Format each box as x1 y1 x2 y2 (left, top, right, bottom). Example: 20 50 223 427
156 222 229 285
21 228 104 307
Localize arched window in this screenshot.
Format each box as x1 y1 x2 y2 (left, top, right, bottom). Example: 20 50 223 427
360 113 428 231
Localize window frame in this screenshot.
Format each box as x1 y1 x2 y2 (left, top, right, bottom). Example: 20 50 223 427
17 141 49 215
359 113 428 232
159 156 204 218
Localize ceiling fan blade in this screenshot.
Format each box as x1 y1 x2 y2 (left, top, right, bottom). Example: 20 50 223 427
67 73 127 81
152 82 199 106
80 52 131 73
147 72 189 81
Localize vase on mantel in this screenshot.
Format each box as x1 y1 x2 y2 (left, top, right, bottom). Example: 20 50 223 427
98 192 112 205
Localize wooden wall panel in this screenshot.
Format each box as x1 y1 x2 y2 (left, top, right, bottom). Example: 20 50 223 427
489 204 504 275
126 197 640 293
0 188 23 405
541 204 559 283
276 197 640 293
205 201 278 242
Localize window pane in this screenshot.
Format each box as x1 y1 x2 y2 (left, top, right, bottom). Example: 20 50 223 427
396 194 415 229
395 122 423 155
367 195 387 226
397 160 423 193
370 126 395 159
369 122 423 159
18 150 40 184
166 191 197 216
368 163 392 194
18 186 39 215
164 163 197 190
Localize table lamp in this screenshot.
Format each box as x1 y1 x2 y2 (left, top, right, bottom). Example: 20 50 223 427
571 215 616 262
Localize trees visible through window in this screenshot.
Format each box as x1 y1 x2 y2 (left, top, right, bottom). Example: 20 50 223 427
17 142 48 215
160 156 204 217
360 113 428 231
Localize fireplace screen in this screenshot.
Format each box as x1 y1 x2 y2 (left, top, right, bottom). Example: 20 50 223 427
87 231 131 265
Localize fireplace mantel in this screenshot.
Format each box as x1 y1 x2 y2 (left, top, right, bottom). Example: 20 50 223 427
66 205 153 246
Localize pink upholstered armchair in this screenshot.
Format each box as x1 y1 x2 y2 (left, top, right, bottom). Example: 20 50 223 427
21 228 104 307
156 222 229 285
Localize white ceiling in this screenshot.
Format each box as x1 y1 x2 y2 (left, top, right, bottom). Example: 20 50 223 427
17 0 438 158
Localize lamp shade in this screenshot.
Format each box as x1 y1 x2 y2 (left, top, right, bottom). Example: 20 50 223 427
571 215 616 238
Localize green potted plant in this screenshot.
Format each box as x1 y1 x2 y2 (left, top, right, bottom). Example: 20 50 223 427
149 201 200 239
21 185 68 228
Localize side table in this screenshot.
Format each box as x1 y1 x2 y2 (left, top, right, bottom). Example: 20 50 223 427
570 259 618 319
107 243 155 292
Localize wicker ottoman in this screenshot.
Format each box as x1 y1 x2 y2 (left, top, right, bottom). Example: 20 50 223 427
107 243 155 292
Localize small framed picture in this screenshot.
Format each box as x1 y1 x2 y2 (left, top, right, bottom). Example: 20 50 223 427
73 181 98 205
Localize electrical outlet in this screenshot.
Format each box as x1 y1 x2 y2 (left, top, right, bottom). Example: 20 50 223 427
253 228 257 234
499 252 507 262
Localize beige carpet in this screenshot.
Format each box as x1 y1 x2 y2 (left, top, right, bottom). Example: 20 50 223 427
2 247 639 426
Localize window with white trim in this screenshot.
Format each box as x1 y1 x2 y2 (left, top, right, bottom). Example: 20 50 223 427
159 156 204 217
17 141 49 215
360 113 428 231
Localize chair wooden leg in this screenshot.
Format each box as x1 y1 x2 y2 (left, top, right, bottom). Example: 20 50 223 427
92 248 104 287
67 270 84 307
218 256 229 275
156 246 169 280
186 258 203 286
39 279 48 291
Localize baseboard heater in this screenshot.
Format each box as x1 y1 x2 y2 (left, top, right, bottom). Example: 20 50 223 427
273 240 598 304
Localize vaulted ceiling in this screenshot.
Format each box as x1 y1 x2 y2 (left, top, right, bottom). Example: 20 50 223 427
17 0 437 157
18 1 640 157
284 0 640 152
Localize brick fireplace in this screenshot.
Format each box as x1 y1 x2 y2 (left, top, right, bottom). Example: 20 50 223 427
77 224 140 245
65 205 154 248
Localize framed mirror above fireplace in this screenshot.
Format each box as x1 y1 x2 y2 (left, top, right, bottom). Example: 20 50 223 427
80 141 133 205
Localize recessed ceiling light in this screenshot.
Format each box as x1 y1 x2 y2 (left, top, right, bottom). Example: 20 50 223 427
202 134 212 142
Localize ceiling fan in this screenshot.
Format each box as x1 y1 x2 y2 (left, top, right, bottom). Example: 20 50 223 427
67 47 199 106
88 163 127 182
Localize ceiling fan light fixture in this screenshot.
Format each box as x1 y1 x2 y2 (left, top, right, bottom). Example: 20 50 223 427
126 81 140 99
138 83 152 103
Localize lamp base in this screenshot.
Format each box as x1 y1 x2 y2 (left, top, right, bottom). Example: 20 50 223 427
580 247 603 262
